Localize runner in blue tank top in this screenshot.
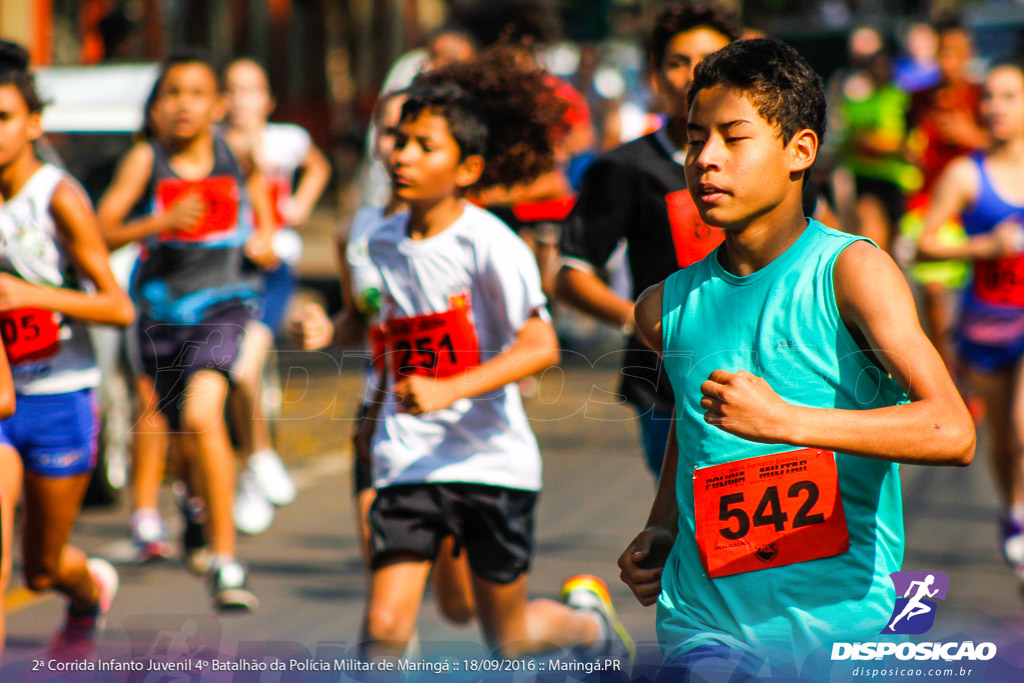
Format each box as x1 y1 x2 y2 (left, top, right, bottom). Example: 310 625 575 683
619 39 974 679
917 62 1024 585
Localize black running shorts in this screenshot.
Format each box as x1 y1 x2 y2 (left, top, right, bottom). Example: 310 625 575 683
369 482 537 584
135 302 252 430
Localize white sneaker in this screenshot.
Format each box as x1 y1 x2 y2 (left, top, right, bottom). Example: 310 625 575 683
234 470 274 536
130 509 173 564
248 449 297 506
209 559 259 612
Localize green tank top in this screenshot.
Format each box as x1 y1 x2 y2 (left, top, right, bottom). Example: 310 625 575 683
658 219 907 666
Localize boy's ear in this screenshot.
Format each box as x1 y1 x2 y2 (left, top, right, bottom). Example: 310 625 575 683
648 56 666 99
788 128 818 174
455 154 484 189
26 111 42 142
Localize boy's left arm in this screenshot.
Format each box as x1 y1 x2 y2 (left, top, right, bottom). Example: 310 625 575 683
244 168 280 269
283 144 331 226
701 241 975 466
392 312 558 414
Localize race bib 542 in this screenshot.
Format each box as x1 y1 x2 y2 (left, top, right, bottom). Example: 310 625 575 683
693 448 849 578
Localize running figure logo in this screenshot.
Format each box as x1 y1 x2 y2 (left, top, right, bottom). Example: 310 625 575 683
883 571 949 634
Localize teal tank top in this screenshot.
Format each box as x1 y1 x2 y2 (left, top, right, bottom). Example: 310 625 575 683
658 219 907 665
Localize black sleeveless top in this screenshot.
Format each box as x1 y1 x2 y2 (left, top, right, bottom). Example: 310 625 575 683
133 134 260 323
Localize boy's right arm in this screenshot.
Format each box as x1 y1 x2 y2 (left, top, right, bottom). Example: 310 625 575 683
619 413 678 606
96 143 204 250
289 302 367 350
618 281 677 606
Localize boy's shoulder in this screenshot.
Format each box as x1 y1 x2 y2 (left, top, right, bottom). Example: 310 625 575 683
365 210 407 247
459 204 535 250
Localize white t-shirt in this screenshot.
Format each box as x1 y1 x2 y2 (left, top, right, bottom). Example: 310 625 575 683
347 204 389 404
347 204 386 304
0 165 100 394
368 204 547 491
259 123 313 265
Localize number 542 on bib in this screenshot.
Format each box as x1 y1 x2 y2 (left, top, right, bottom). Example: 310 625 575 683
693 448 849 578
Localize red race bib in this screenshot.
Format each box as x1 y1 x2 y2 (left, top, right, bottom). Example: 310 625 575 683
665 190 724 268
693 448 849 578
264 175 291 230
974 257 1024 307
0 307 61 364
155 176 240 242
385 295 480 382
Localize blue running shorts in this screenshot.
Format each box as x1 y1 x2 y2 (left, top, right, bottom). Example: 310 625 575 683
0 389 97 477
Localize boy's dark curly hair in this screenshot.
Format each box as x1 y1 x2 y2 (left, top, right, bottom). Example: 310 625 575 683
408 46 569 189
688 38 826 146
0 40 44 113
157 46 217 87
449 0 563 48
649 2 743 66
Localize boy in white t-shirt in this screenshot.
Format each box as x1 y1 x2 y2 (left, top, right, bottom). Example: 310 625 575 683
292 59 630 661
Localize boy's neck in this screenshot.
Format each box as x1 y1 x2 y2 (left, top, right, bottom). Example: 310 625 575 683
229 119 265 137
407 196 466 240
0 146 42 199
384 195 407 217
167 129 215 161
717 194 809 277
989 136 1024 162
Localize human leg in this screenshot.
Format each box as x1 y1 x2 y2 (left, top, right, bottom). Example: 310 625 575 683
22 471 96 607
963 365 1015 505
962 361 1019 564
453 484 624 659
180 368 258 609
362 556 432 657
0 445 23 656
432 536 475 625
231 320 293 533
180 370 235 559
471 574 598 659
921 282 958 375
130 375 173 561
19 394 119 647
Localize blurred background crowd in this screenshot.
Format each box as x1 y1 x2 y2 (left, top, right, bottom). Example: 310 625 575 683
5 0 1024 466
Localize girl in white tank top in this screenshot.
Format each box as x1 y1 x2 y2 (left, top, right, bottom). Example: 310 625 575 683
0 40 133 657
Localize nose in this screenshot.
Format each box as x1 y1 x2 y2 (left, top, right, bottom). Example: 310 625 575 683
692 137 723 173
390 140 415 169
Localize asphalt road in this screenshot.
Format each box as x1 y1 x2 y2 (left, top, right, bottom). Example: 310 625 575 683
2 356 1023 682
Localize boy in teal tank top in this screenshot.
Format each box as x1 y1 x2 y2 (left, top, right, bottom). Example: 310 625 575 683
617 39 975 679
